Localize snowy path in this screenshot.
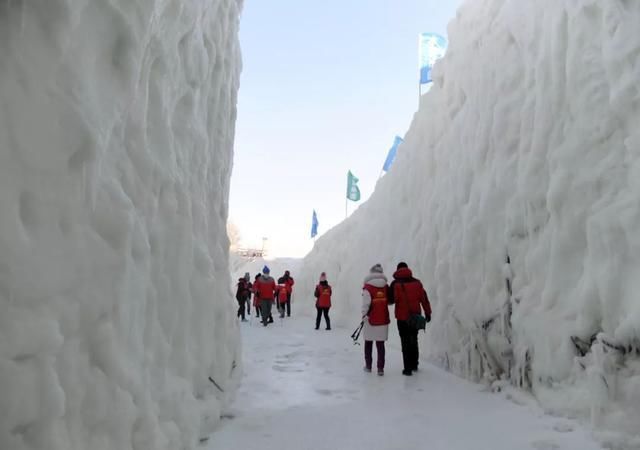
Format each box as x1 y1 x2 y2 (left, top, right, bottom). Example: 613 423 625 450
205 317 601 450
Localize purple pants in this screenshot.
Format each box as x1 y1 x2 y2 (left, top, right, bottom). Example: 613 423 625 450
364 341 386 370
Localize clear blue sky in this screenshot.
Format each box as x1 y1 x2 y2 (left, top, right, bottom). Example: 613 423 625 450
229 0 463 257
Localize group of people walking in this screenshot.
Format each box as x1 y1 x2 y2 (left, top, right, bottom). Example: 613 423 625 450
235 266 295 326
364 262 431 376
235 261 431 377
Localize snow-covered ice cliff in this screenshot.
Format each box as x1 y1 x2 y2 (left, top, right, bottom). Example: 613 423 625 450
299 0 640 445
0 1 243 449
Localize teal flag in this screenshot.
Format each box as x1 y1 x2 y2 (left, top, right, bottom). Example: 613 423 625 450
346 171 361 202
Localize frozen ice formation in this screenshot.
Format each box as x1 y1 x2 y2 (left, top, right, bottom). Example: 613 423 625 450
0 0 243 449
299 0 640 443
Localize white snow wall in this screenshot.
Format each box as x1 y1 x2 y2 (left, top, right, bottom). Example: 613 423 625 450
0 1 242 449
300 0 640 442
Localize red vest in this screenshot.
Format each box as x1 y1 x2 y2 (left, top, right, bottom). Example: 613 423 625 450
256 277 276 300
363 284 390 326
277 284 288 303
284 277 294 294
316 284 332 308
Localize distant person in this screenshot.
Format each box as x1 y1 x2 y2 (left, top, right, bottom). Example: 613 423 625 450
361 264 390 376
244 272 253 316
281 270 295 317
314 272 332 330
276 277 288 318
252 273 261 318
235 272 251 322
388 262 432 376
255 266 276 326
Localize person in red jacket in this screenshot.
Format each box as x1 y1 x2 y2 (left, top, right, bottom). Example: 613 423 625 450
388 262 432 376
281 270 295 317
361 264 390 376
314 272 332 330
255 266 276 326
275 279 288 318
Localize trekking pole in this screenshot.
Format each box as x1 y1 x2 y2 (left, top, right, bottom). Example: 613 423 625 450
350 316 366 345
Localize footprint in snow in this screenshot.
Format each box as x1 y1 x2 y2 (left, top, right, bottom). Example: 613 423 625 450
272 364 304 373
315 388 334 396
531 440 560 450
552 422 574 433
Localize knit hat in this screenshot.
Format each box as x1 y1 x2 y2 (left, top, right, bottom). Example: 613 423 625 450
319 272 327 281
370 264 384 274
263 265 270 274
244 272 250 281
396 262 408 270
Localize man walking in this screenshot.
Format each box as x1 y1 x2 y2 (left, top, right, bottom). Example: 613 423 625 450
388 262 432 376
235 272 251 321
255 266 276 326
281 270 295 317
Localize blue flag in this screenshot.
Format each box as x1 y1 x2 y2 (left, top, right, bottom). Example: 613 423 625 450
311 210 319 238
419 33 447 84
382 136 404 172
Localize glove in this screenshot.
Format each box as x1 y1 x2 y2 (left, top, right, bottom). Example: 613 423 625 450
426 314 431 323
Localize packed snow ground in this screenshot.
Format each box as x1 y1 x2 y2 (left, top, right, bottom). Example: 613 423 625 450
298 0 640 445
0 1 242 449
205 318 601 450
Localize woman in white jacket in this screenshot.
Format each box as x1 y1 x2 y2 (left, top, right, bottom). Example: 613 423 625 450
361 264 391 376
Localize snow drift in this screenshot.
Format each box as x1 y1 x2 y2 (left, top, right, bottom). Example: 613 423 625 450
299 0 640 444
0 1 242 449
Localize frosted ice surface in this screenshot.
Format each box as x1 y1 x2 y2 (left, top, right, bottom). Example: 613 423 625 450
0 1 243 449
299 0 640 444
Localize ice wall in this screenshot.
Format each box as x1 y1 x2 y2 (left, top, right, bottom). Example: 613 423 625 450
0 1 243 449
299 0 640 443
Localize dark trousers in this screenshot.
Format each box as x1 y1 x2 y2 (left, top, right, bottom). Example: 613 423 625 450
237 298 246 320
315 307 330 329
277 302 286 318
364 341 385 370
254 297 260 317
397 320 419 371
261 300 273 326
285 293 292 317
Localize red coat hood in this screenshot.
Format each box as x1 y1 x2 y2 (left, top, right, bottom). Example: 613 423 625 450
393 267 413 280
